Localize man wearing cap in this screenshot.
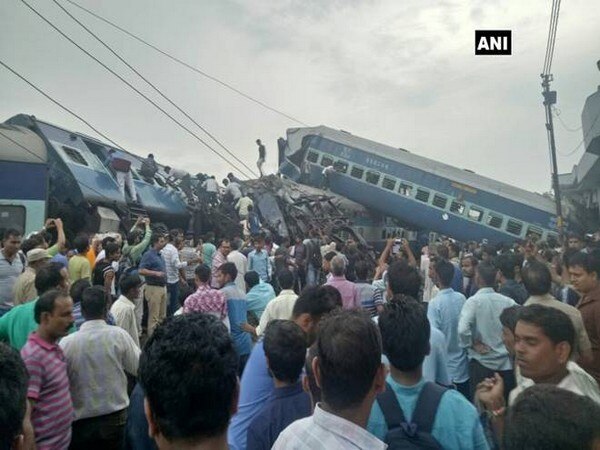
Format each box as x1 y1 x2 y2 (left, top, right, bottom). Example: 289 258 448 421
13 249 51 305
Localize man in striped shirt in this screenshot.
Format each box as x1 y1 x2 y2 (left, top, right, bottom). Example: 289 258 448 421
20 289 75 450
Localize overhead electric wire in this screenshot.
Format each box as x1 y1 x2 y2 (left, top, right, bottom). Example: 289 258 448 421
552 107 582 133
51 0 258 179
18 0 254 179
542 0 561 76
558 109 600 157
0 59 124 150
64 0 309 127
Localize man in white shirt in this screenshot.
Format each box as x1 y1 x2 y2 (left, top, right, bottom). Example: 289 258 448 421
201 176 219 205
227 239 248 293
110 275 142 347
273 310 387 450
162 231 199 316
60 286 140 448
250 269 298 336
476 304 600 427
223 178 242 202
235 195 254 219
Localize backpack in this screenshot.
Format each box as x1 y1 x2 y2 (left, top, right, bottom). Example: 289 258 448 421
308 239 322 269
377 382 446 449
118 248 138 280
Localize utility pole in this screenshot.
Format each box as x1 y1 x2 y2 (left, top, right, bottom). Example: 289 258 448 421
541 73 564 241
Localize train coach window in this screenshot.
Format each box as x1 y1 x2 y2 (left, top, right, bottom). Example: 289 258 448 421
62 146 88 166
526 225 543 241
320 155 334 167
487 213 504 229
450 201 465 215
0 205 26 236
350 166 364 179
306 151 319 163
415 188 430 203
506 219 523 236
432 194 448 209
366 171 381 185
467 206 484 222
382 177 396 190
334 160 348 173
399 183 413 197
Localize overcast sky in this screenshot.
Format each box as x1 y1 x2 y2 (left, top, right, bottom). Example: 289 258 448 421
1 0 599 193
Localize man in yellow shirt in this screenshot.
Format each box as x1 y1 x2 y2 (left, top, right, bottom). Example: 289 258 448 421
69 234 92 282
13 249 51 305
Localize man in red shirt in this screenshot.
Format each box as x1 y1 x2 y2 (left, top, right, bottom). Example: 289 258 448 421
20 289 74 449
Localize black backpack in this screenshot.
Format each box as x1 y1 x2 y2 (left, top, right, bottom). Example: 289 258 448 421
377 382 446 449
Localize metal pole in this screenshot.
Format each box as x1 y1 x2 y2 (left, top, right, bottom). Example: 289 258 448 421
541 74 564 241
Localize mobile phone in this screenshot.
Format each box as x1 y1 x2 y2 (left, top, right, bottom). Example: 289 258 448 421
392 239 402 254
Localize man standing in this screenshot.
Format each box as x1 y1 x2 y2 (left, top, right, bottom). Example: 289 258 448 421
459 262 516 401
254 269 298 336
235 195 254 220
247 206 261 236
368 299 487 448
569 251 600 384
245 271 276 320
201 175 219 205
325 255 360 310
228 286 341 450
183 264 228 326
248 236 271 283
139 153 158 182
0 228 24 307
162 231 197 316
202 232 217 268
217 263 252 373
496 253 528 305
60 286 140 448
256 139 266 177
106 149 137 201
69 234 92 283
461 255 479 298
211 239 231 288
0 263 70 350
223 178 242 202
273 310 387 450
228 238 248 293
522 260 592 362
21 289 74 449
111 274 143 347
139 314 239 450
428 259 470 399
138 234 167 336
13 248 51 305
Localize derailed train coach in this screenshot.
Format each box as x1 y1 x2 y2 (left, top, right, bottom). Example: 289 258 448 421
0 114 189 238
278 126 563 246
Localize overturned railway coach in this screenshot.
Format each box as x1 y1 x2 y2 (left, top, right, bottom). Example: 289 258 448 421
1 114 189 237
278 126 561 245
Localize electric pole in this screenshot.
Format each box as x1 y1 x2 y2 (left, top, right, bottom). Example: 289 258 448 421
541 74 564 241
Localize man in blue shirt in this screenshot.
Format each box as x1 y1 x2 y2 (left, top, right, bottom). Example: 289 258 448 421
227 285 342 450
244 271 276 320
427 259 470 399
246 320 311 450
368 298 489 449
248 237 271 283
217 262 252 374
386 261 450 385
138 234 167 337
458 262 516 401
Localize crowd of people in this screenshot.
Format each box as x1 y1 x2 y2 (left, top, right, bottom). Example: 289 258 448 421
1 205 600 449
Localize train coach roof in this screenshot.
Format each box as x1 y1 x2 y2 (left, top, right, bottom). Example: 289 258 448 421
0 124 47 164
290 125 556 215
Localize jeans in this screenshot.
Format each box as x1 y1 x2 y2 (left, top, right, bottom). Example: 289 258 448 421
167 282 179 316
306 263 320 287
